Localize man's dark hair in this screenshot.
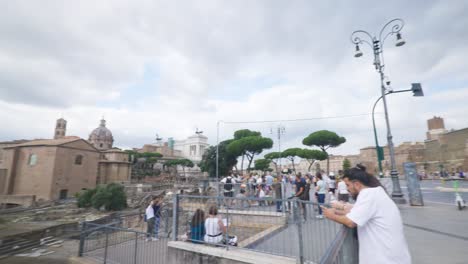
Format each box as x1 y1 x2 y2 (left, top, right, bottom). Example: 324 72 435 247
296 172 302 179
343 164 372 186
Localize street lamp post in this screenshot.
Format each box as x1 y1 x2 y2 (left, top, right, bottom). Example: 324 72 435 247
351 18 408 204
372 84 424 177
271 125 285 176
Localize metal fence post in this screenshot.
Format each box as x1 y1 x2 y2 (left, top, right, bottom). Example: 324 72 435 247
103 228 109 264
225 202 230 251
339 227 359 264
134 232 138 264
295 199 305 264
281 182 286 214
172 194 179 241
78 221 86 257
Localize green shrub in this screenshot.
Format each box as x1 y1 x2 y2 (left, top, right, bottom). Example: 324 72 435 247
78 183 127 211
77 188 97 208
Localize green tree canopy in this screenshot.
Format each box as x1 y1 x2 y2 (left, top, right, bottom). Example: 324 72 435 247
77 183 127 211
264 151 282 174
281 148 303 172
342 158 351 171
298 149 328 171
264 152 282 160
302 130 346 174
234 129 261 140
199 139 238 178
254 159 272 172
125 150 163 163
227 131 273 171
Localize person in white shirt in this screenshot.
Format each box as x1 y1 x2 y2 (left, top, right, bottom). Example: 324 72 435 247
337 178 349 202
315 173 327 219
145 198 158 241
204 206 226 244
321 165 411 264
204 206 237 245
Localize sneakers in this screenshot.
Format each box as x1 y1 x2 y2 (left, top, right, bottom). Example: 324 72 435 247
152 237 159 241
315 215 324 219
145 238 151 242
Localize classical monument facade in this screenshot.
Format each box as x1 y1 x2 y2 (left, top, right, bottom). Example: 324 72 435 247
0 118 131 206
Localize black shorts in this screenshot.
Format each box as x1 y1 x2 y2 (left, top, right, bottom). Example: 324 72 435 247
224 191 234 197
329 188 336 194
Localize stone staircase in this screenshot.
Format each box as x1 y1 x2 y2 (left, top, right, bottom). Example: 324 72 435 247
0 236 63 259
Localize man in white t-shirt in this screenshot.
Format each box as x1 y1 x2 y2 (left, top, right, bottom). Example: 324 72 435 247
321 166 411 264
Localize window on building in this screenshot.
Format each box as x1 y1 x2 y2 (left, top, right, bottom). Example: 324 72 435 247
190 145 196 156
56 131 60 135
59 189 68 200
100 143 103 148
75 155 83 165
28 154 37 166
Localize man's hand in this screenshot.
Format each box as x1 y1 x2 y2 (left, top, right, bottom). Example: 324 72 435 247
321 206 336 220
321 206 356 228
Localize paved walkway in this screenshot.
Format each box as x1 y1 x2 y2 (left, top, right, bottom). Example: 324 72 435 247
400 202 468 264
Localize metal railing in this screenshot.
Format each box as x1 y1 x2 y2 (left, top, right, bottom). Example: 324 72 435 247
172 194 358 264
77 194 358 264
79 221 169 264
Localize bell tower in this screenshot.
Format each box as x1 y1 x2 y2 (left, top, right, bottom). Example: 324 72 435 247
54 118 67 139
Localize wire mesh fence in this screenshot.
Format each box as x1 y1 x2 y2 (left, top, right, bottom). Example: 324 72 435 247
172 194 357 264
80 221 169 264
77 190 358 264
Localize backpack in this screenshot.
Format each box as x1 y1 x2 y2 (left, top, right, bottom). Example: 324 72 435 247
224 177 233 191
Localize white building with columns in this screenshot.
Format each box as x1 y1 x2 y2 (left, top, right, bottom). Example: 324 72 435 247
173 132 209 163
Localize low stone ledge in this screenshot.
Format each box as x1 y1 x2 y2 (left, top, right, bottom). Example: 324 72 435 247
167 241 296 264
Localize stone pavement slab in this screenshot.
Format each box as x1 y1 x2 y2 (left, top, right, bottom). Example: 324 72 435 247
399 203 468 239
405 226 468 264
400 202 468 264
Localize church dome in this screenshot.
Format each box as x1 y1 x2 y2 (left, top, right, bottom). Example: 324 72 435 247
89 119 114 150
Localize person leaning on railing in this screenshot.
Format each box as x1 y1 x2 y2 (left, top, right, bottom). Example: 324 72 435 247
321 165 411 264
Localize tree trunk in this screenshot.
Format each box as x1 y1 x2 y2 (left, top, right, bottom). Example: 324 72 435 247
326 157 330 176
240 154 245 174
307 159 315 172
246 153 254 172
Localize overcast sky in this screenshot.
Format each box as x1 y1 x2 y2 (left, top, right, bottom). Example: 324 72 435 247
1 0 467 156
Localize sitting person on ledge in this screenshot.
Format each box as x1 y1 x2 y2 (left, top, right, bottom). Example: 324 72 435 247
190 209 205 244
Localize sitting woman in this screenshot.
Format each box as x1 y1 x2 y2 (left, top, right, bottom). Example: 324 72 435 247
204 206 237 246
190 209 205 244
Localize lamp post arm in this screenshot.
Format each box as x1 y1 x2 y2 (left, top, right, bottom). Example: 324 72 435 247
372 88 413 174
350 30 374 49
379 18 405 47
